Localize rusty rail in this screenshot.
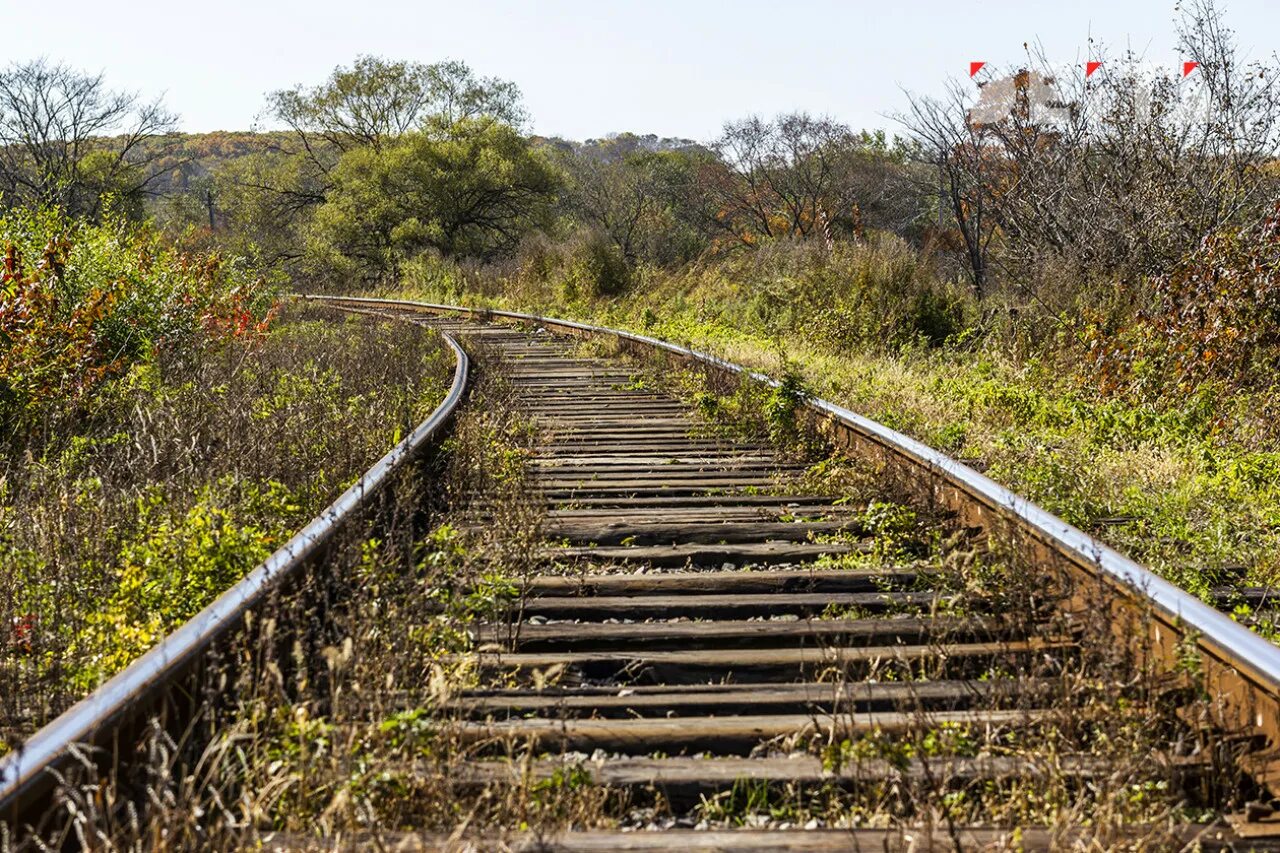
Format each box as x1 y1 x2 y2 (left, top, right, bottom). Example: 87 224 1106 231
0 327 470 822
307 294 1280 787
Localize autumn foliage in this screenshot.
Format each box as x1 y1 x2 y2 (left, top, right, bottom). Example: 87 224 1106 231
1085 204 1280 399
0 208 275 419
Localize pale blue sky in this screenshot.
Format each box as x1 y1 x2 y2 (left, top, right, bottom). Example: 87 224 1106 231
6 0 1278 140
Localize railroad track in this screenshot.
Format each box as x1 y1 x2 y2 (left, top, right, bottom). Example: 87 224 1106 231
7 296 1280 850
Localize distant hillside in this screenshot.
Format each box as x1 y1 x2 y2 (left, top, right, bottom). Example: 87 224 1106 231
536 131 709 161
137 129 709 200
139 131 290 197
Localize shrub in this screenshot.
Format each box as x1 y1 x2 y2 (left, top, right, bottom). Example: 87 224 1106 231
562 229 631 300
402 251 470 302
684 235 971 352
1084 204 1280 399
0 206 275 425
78 478 298 683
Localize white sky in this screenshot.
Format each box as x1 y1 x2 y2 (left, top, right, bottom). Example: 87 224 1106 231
4 0 1277 141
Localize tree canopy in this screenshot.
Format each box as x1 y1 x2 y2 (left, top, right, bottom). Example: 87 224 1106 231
269 56 527 160
306 119 560 278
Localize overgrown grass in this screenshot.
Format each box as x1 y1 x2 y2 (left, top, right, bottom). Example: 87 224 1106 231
0 303 452 743
22 341 572 847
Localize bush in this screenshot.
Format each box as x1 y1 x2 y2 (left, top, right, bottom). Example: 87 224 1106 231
561 229 631 300
78 478 296 683
402 251 471 302
682 235 972 352
1085 204 1280 400
0 206 276 426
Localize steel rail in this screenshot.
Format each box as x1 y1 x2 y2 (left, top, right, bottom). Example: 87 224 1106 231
0 328 470 822
307 294 1280 784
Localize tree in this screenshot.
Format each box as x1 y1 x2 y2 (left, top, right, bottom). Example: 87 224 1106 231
0 59 176 219
977 36 1280 294
708 113 917 248
214 149 324 264
557 137 714 265
901 84 1001 298
216 57 530 276
306 119 560 279
268 56 526 164
900 0 1280 304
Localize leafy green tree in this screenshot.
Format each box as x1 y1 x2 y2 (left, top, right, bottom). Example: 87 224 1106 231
270 56 526 163
215 57 532 279
306 120 559 280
